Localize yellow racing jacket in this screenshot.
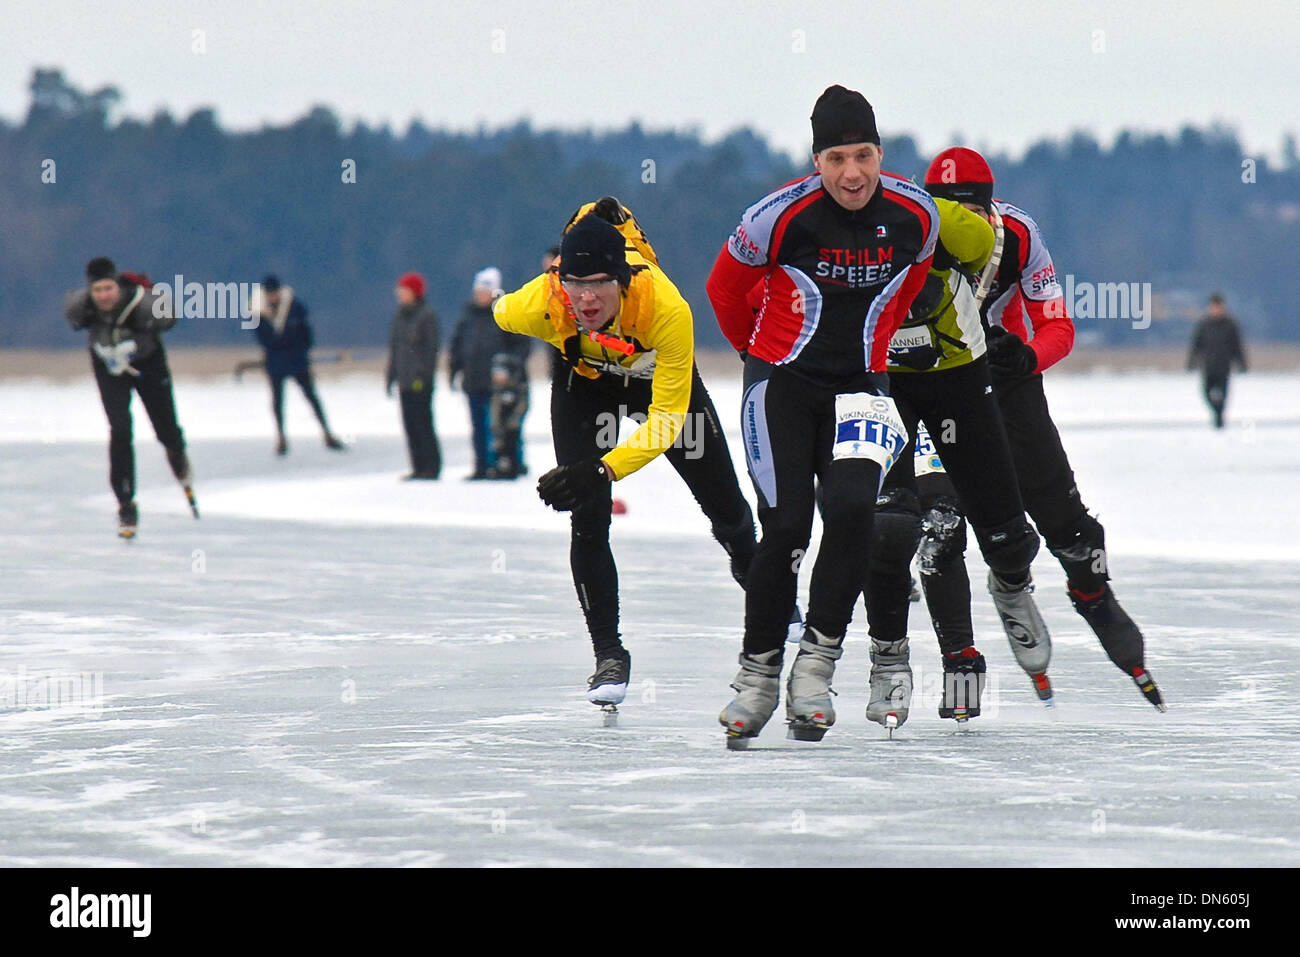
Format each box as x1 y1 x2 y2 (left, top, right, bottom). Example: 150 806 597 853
493 253 695 480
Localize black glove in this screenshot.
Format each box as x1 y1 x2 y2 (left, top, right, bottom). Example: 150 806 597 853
537 458 611 511
986 328 1038 377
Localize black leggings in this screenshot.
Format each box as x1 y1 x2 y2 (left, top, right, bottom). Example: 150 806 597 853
271 371 331 434
919 371 1105 654
92 348 187 506
550 364 753 655
740 358 887 655
866 358 1035 644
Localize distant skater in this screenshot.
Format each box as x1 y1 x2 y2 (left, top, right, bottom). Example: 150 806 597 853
1188 292 1247 428
64 256 196 538
252 274 345 455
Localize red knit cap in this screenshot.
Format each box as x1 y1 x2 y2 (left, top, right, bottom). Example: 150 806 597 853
397 272 426 299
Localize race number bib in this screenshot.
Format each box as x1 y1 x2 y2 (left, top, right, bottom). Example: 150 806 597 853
913 422 946 476
832 393 907 473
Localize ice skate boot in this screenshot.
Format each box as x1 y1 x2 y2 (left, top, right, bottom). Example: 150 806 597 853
988 569 1054 704
939 647 987 723
587 647 631 716
785 627 842 741
1068 585 1145 672
117 501 138 540
865 637 913 734
719 649 782 749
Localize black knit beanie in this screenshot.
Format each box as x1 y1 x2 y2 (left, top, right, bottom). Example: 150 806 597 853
560 215 631 285
86 256 117 284
811 85 880 154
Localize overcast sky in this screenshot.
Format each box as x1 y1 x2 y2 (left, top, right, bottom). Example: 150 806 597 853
3 0 1296 164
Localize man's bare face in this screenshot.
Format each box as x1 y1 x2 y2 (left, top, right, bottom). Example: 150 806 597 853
91 279 120 312
815 143 883 211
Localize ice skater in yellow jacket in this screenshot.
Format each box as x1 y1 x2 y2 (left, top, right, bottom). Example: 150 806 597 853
493 199 759 711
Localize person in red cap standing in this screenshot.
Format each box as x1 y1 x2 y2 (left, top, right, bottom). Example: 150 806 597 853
386 272 442 479
915 146 1166 711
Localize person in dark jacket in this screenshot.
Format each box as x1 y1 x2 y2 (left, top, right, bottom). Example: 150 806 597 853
449 267 529 479
1188 292 1248 428
386 271 442 479
252 274 345 455
64 256 194 537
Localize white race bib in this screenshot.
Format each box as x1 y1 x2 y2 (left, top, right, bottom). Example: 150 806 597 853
832 393 907 474
913 422 946 476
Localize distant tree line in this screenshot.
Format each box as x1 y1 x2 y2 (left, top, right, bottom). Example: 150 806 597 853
2 68 1296 351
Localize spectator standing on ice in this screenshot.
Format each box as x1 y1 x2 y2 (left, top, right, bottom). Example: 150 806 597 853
449 267 521 479
251 274 345 456
64 256 197 538
386 271 442 480
1188 292 1247 429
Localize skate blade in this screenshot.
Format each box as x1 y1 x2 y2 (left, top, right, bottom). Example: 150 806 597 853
786 719 830 742
118 528 136 540
185 488 200 518
724 732 753 751
599 704 619 727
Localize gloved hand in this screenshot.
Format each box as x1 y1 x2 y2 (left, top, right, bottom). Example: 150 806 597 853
537 458 611 511
986 327 1038 377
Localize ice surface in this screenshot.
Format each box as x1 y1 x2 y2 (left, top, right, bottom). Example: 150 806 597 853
1 369 1297 866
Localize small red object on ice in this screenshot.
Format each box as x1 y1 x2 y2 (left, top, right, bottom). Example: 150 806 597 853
611 498 628 515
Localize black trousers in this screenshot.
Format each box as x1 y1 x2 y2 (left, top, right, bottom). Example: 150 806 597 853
995 372 1090 550
92 347 187 506
919 371 1104 654
270 370 331 434
740 358 887 655
1202 370 1230 424
399 389 442 476
866 357 1034 645
551 363 754 656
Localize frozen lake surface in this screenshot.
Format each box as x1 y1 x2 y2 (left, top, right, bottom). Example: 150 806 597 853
1 368 1297 866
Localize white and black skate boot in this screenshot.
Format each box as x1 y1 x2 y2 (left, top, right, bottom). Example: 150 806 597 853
719 649 782 749
939 647 987 723
866 637 913 734
785 626 843 741
117 501 138 540
988 569 1054 704
587 647 631 713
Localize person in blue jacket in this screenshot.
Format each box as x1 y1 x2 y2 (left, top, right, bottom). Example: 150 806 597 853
253 274 345 455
